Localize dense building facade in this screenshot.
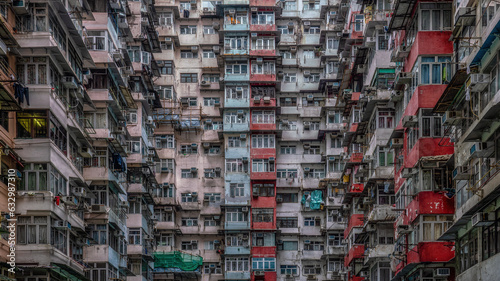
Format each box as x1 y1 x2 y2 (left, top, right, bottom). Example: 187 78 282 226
4 0 500 281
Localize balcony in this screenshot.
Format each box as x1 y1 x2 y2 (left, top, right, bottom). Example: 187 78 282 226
251 97 276 107
364 244 393 265
250 122 276 131
344 214 364 238
223 122 250 132
366 205 399 223
226 245 251 255
302 177 321 189
250 0 276 6
250 24 276 33
225 271 251 280
394 242 455 278
344 245 364 267
250 72 277 81
224 72 250 82
225 221 250 230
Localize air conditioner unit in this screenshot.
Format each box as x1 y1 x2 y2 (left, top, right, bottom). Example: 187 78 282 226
268 157 275 162
290 46 297 53
303 143 310 149
191 46 199 52
256 57 263 64
401 168 416 178
359 271 368 277
276 196 283 203
304 21 311 27
164 206 173 211
329 11 337 16
252 188 260 197
165 37 172 42
364 155 374 161
240 133 247 140
288 21 294 28
303 121 311 129
63 76 78 89
242 157 249 163
161 167 171 173
200 80 210 86
356 135 365 143
435 268 450 277
306 94 314 101
205 119 212 124
469 74 490 92
254 271 265 276
181 97 190 106
341 239 347 244
63 196 78 206
53 220 70 229
365 224 376 232
203 142 211 148
363 197 373 204
471 212 494 227
328 156 335 162
442 111 463 125
304 71 311 77
73 187 87 197
402 115 418 127
251 33 258 37
191 192 198 197
242 206 249 212
91 205 107 213
214 100 221 106
213 22 220 30
191 143 198 148
190 167 198 173
263 96 271 103
213 45 220 53
120 201 129 208
304 167 311 173
452 166 469 180
470 142 493 158
228 9 236 14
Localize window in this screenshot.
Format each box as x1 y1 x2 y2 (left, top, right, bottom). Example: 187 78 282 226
280 265 298 275
180 144 198 154
230 183 245 197
180 73 198 83
251 61 275 74
253 38 275 50
88 224 107 245
251 134 275 148
304 217 318 227
202 50 216 58
158 234 173 246
87 31 110 51
225 257 249 272
421 215 452 241
204 120 223 130
227 233 249 247
180 25 197 34
284 73 297 83
303 0 320 10
328 233 342 246
378 227 395 245
226 159 246 173
181 169 196 178
420 56 451 84
284 1 296 10
277 193 298 203
225 208 248 222
378 33 389 50
252 258 276 271
228 136 245 147
304 73 320 83
329 158 343 172
252 208 274 223
203 97 220 106
282 51 296 59
327 37 339 50
20 163 48 191
280 97 297 106
16 111 48 139
421 116 443 137
276 169 298 178
203 263 222 274
354 14 364 31
181 218 199 227
326 61 339 74
252 184 275 197
420 3 452 31
225 112 246 124
280 145 296 154
204 144 221 155
0 111 8 131
278 25 293 34
252 159 275 172
277 217 298 228
152 184 175 198
459 228 478 273
128 228 141 245
181 193 198 203
328 259 343 272
181 240 198 250
203 25 216 34
278 241 298 251
158 61 174 75
377 110 395 128
154 209 174 222
226 61 248 74
158 12 173 26
181 50 198 58
202 74 219 82
17 216 48 244
251 12 274 25
224 36 248 50
378 147 394 167
252 111 275 124
203 193 221 203
304 241 324 251
157 158 175 173
226 86 249 99
225 11 248 25
204 168 221 178
304 145 321 155
156 135 175 149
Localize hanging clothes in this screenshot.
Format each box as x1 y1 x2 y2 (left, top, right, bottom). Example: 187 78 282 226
23 87 29 106
183 9 190 18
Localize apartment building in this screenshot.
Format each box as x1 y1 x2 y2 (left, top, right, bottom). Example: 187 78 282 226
7 0 500 281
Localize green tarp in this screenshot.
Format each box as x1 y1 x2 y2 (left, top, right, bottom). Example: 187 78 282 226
154 251 203 271
301 190 323 210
